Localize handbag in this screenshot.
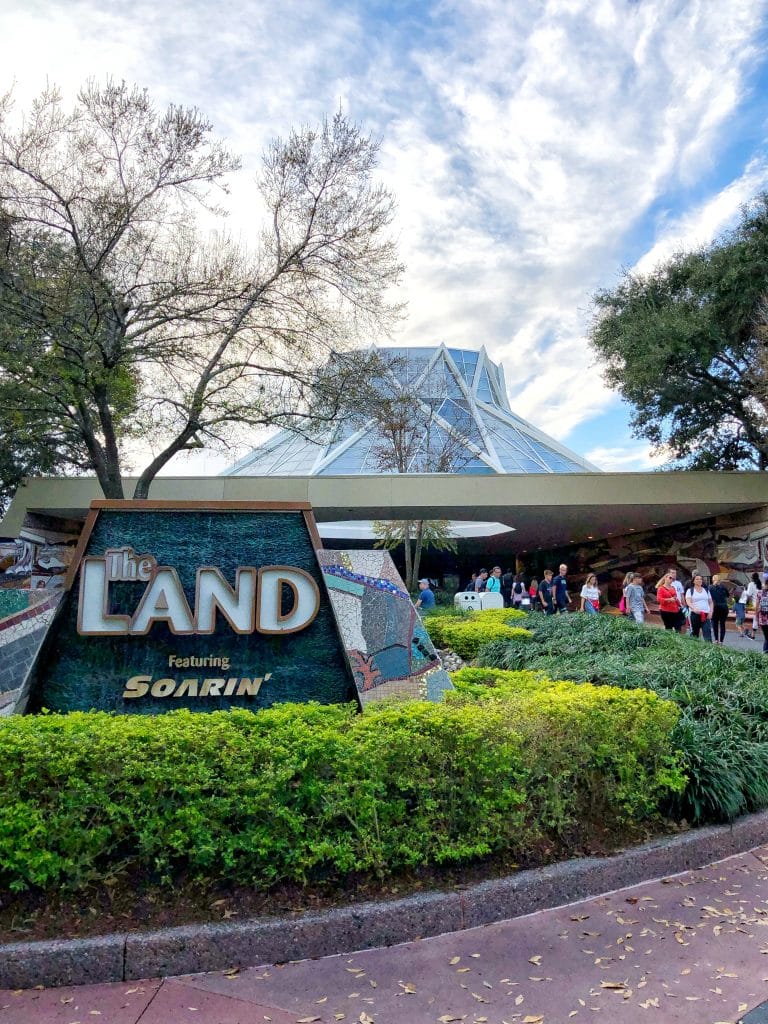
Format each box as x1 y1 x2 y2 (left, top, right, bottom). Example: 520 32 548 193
618 595 626 613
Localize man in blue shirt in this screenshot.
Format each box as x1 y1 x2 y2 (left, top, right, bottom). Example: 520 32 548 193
552 563 571 613
415 578 436 611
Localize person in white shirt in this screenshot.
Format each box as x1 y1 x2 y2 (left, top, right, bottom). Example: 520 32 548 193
745 573 761 640
580 573 600 614
685 574 714 641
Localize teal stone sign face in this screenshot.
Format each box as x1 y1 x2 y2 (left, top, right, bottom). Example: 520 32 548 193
32 503 354 714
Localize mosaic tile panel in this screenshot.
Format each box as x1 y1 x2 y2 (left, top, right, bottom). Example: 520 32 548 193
0 591 64 714
319 549 453 706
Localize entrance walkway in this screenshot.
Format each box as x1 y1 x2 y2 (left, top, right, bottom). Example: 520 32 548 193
4 847 768 1023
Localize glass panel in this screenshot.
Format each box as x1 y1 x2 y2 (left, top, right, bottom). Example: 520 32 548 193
475 368 493 402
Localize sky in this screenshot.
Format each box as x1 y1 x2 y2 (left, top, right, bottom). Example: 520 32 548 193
2 0 767 474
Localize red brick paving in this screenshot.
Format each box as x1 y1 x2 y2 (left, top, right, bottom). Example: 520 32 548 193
4 850 768 1023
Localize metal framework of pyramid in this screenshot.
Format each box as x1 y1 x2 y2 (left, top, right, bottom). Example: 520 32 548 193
222 344 599 477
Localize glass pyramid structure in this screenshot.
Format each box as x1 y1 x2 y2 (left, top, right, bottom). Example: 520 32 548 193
222 345 599 477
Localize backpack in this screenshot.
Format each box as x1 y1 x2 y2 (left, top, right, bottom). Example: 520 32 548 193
513 581 524 595
760 591 768 615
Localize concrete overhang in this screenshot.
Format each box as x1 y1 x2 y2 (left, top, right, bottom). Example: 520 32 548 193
2 472 766 549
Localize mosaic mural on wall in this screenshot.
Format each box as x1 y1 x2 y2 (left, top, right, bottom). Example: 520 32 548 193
318 548 453 705
0 589 64 715
538 507 768 606
0 503 452 715
0 513 82 714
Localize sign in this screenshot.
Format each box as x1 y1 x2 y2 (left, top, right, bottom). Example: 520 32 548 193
32 502 353 714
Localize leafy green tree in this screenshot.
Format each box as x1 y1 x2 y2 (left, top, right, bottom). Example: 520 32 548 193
590 194 768 470
0 82 402 501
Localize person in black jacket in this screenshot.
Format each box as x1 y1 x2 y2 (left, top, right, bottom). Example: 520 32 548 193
501 568 514 607
709 573 730 645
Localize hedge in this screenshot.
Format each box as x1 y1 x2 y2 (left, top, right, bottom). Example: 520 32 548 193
424 607 531 658
477 613 768 823
450 667 685 826
0 681 684 893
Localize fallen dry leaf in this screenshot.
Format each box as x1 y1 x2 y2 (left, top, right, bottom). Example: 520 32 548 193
450 956 461 965
515 994 524 1005
295 1018 321 1023
398 982 416 995
359 1014 374 1024
528 955 542 966
523 1016 544 1024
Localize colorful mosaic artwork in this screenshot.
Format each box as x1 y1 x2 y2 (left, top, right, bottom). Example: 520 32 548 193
0 507 453 716
0 589 64 715
319 549 453 706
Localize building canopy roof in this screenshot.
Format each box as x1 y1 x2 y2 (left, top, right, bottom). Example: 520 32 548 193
222 344 599 477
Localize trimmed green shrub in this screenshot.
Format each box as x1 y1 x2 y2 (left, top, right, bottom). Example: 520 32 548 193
476 613 768 823
425 608 531 658
0 682 683 893
450 667 685 826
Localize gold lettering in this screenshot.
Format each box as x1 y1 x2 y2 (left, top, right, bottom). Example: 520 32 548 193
223 677 239 696
236 677 262 697
150 678 176 698
123 675 151 698
174 678 199 697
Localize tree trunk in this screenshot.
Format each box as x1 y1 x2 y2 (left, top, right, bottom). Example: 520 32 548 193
411 519 425 592
132 426 197 499
403 519 413 592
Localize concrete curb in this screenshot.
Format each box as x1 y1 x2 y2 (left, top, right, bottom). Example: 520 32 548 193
3 810 768 990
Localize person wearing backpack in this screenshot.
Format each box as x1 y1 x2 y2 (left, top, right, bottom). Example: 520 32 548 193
486 566 502 594
511 573 526 608
501 568 514 607
758 580 768 653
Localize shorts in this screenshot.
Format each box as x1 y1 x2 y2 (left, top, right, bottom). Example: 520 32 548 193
631 609 645 624
735 603 746 625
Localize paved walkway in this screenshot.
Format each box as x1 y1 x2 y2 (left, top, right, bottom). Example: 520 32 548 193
4 847 768 1023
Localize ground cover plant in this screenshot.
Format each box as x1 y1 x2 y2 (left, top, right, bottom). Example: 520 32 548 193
0 674 683 895
477 613 768 823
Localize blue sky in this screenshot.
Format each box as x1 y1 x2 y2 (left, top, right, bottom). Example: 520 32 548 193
2 0 768 472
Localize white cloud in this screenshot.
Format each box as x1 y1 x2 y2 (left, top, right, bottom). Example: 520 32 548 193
634 157 768 276
585 442 669 472
1 0 767 470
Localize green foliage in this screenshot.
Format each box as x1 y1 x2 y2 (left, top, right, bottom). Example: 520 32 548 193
449 667 684 827
0 679 683 893
478 613 768 823
423 610 532 659
589 192 768 469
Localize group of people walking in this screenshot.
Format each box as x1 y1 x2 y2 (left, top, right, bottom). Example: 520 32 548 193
655 569 768 650
466 564 578 615
464 564 768 652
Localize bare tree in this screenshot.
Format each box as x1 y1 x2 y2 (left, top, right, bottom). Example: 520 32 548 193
0 82 402 499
